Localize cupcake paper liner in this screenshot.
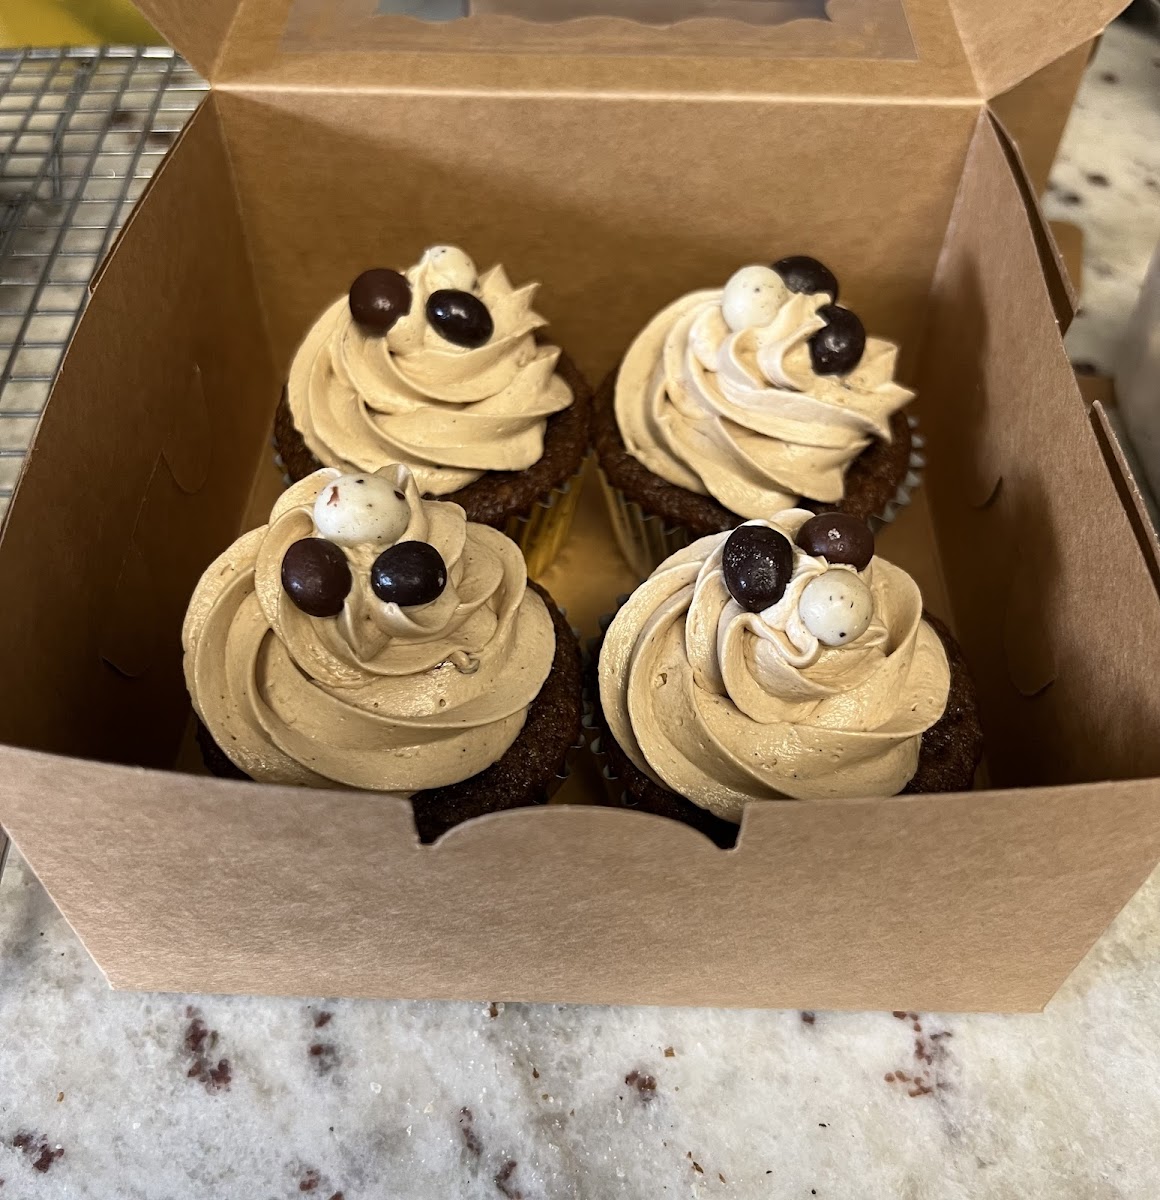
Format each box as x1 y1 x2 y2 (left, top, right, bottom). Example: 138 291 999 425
502 457 588 579
272 436 586 580
272 438 292 489
580 614 635 811
541 616 589 803
599 413 927 580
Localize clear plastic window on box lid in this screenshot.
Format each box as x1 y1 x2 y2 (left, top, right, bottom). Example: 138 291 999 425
281 0 917 60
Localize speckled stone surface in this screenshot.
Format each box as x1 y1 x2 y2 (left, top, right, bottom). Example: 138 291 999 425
3 842 1160 1199
4 22 1160 1200
1043 21 1160 375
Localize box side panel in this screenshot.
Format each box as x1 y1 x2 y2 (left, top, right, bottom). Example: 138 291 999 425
0 98 277 767
917 117 1160 788
215 89 979 385
3 746 1160 1011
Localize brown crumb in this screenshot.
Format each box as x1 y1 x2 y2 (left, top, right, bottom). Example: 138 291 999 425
184 1010 231 1092
458 1108 482 1158
11 1134 63 1175
495 1160 522 1199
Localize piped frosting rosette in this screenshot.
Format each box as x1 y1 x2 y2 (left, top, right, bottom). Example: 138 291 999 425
615 256 915 518
598 508 949 822
287 245 574 493
183 465 555 791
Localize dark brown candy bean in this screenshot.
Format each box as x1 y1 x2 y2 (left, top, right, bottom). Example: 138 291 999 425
426 289 493 348
371 541 447 607
281 538 351 617
722 524 795 612
772 255 839 302
808 304 866 376
349 268 412 334
795 512 874 571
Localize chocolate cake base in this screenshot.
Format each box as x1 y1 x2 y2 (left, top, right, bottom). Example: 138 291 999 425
274 350 592 530
592 370 913 537
588 612 983 847
197 582 584 844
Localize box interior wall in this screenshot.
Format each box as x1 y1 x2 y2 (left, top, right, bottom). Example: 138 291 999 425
7 90 1159 789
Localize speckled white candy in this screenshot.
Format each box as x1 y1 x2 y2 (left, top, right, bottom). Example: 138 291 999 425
721 265 790 332
311 474 410 547
799 569 873 646
422 245 478 292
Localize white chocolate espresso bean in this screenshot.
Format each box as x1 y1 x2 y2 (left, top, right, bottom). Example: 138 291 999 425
422 245 478 292
799 569 873 647
312 473 410 547
721 265 790 332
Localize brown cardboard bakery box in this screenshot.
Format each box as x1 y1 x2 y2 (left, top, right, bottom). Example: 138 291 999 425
1 0 1157 1013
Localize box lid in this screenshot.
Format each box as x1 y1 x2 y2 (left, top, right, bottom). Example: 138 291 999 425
130 0 1120 100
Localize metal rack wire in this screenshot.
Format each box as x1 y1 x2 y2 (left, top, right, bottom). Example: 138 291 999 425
0 46 207 523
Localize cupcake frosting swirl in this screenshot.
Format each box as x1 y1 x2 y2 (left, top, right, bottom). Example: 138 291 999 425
615 277 914 518
287 246 574 494
599 508 949 822
183 465 555 791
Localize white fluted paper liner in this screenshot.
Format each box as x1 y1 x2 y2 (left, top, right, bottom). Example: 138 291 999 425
502 457 588 580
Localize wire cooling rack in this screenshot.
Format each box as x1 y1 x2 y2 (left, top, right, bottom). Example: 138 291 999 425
0 46 207 524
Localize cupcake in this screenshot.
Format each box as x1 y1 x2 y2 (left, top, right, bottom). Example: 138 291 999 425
593 509 982 844
276 245 591 576
183 465 583 842
594 255 920 576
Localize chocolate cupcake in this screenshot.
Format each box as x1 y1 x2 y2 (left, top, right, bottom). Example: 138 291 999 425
592 510 981 843
594 256 922 576
182 465 583 841
277 245 592 576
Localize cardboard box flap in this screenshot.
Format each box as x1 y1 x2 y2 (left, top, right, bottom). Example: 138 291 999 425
948 0 1117 99
986 111 1078 330
130 0 243 80
4 744 1160 1011
917 114 1160 788
136 0 985 96
1088 390 1160 596
133 0 1111 96
0 98 276 765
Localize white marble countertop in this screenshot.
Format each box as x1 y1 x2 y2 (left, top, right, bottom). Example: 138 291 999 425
3 22 1160 1200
